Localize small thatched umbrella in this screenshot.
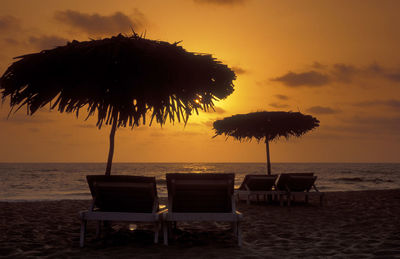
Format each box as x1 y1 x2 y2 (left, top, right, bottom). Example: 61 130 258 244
213 111 319 175
1 33 236 175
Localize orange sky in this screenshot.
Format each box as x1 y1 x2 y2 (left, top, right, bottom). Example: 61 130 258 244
0 0 399 163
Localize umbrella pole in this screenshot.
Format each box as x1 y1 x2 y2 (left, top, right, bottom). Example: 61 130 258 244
265 140 271 175
105 118 118 176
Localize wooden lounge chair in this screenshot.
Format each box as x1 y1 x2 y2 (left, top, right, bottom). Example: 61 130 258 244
163 173 243 246
235 174 284 205
79 175 167 247
276 173 324 206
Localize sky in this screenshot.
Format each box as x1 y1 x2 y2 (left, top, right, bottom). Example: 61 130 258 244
0 0 399 163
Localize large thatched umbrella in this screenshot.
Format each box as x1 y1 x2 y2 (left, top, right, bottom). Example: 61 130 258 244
0 33 236 175
213 111 319 175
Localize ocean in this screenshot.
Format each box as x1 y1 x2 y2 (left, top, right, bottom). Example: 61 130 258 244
0 163 399 201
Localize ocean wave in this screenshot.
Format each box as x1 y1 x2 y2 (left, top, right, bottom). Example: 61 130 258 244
63 192 90 196
340 171 354 174
336 177 363 182
21 169 59 173
335 177 393 183
2 163 399 201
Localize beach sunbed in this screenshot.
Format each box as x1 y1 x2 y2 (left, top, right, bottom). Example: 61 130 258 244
79 175 167 247
163 173 243 246
276 173 324 206
235 174 284 205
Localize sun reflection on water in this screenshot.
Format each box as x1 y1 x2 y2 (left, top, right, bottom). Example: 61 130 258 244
129 224 137 231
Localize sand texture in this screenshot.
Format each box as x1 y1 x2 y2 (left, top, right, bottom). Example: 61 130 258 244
1 189 400 258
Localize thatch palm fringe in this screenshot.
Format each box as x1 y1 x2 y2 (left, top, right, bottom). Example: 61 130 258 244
213 111 319 175
1 33 235 129
1 33 236 175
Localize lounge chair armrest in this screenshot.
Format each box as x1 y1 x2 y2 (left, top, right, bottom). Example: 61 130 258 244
157 208 168 215
235 210 243 220
312 184 320 192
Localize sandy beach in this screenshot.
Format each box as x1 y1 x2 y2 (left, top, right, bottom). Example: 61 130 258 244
1 189 399 258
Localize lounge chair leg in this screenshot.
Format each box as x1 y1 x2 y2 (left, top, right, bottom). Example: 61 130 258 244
163 221 168 245
96 221 101 238
80 219 86 248
232 222 237 237
305 194 309 204
154 222 159 244
320 194 325 206
246 195 250 205
237 222 242 247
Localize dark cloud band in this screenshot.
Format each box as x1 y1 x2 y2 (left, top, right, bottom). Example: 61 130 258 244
271 71 330 87
306 106 339 115
54 10 146 35
0 15 21 33
272 62 400 87
232 66 246 75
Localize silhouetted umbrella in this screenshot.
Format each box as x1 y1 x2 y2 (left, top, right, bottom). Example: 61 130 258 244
213 111 319 175
0 33 236 175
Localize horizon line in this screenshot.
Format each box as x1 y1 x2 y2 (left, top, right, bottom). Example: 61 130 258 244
0 161 399 164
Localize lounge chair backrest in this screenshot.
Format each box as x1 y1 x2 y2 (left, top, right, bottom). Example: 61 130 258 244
166 173 235 213
285 176 317 192
276 173 314 191
86 175 157 213
238 174 278 191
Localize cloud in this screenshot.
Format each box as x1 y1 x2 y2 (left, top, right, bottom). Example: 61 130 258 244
275 94 289 100
306 106 339 115
194 0 248 5
385 72 400 82
0 15 21 33
311 61 326 69
54 10 146 35
353 99 400 110
362 62 400 82
271 71 330 87
332 62 400 83
3 38 19 45
0 16 68 50
365 62 384 74
343 115 400 135
28 35 69 50
319 115 400 139
331 63 358 83
269 102 289 109
272 62 400 88
232 66 247 75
